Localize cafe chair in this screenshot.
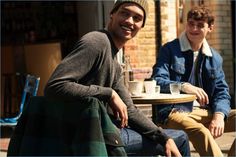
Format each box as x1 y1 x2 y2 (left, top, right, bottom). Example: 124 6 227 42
0 74 40 127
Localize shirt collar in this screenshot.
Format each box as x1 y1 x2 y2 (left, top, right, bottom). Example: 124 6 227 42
179 31 212 57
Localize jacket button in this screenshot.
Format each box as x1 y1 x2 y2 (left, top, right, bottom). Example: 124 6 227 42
115 140 119 144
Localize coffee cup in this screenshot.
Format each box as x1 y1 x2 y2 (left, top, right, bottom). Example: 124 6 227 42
128 81 143 96
144 80 156 95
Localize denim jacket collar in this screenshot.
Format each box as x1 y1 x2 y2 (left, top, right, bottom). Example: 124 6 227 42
179 31 212 57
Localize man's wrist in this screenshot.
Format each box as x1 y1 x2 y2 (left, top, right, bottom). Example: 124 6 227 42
180 82 190 92
213 112 225 120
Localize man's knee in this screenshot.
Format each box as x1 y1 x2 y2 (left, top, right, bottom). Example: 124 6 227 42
195 126 212 138
175 130 189 142
164 129 189 142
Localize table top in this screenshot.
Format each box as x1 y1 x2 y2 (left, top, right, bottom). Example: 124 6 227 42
131 93 197 104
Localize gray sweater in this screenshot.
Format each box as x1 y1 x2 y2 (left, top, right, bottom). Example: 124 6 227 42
44 30 169 146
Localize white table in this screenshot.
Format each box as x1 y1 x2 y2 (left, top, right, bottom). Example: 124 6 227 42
132 93 197 104
132 93 197 122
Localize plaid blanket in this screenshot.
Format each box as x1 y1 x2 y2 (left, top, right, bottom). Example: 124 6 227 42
7 96 126 156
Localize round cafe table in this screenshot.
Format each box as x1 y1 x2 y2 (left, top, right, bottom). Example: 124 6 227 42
132 93 197 122
131 93 196 105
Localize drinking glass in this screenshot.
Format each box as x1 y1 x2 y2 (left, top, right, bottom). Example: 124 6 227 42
155 85 160 94
170 83 180 95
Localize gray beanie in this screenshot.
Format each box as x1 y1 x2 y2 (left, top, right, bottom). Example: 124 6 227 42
110 0 149 27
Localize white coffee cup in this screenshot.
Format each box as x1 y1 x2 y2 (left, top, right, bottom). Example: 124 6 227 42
170 83 181 95
128 81 143 96
144 80 156 95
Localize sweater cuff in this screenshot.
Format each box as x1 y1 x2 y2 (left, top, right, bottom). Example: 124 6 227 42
214 112 225 119
159 132 170 146
101 87 113 101
153 129 170 146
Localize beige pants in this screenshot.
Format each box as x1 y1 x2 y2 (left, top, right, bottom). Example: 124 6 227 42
161 108 236 157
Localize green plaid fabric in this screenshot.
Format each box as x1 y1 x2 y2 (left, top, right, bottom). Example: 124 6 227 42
7 96 126 156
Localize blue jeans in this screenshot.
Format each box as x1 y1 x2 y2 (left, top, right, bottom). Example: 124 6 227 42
120 128 190 156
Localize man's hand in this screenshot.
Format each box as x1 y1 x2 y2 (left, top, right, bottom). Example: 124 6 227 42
109 90 128 128
208 113 225 138
181 83 209 106
165 138 182 157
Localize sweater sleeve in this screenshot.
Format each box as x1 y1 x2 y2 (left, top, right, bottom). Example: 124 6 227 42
44 32 113 102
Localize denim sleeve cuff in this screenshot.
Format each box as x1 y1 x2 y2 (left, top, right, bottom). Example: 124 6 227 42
214 112 225 119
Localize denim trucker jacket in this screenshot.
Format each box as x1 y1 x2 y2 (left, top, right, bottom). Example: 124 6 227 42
152 31 231 124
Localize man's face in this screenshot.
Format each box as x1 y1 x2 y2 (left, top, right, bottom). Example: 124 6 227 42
109 3 144 43
186 19 213 44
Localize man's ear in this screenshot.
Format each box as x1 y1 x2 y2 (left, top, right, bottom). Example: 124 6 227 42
208 24 214 32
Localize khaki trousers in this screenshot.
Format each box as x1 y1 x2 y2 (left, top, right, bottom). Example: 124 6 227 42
161 108 236 157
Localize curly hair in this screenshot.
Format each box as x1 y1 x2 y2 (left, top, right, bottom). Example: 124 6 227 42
187 6 215 26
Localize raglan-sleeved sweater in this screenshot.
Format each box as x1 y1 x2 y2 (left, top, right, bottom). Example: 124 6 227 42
44 30 169 146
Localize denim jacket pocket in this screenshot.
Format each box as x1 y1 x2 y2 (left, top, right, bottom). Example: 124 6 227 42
170 62 185 75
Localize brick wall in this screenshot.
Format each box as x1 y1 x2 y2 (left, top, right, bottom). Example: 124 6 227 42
160 0 178 44
204 0 234 94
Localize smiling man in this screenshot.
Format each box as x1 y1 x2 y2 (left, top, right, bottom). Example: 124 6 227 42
152 5 236 157
43 0 190 156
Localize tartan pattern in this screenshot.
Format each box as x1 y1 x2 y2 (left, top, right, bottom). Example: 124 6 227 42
7 96 127 156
